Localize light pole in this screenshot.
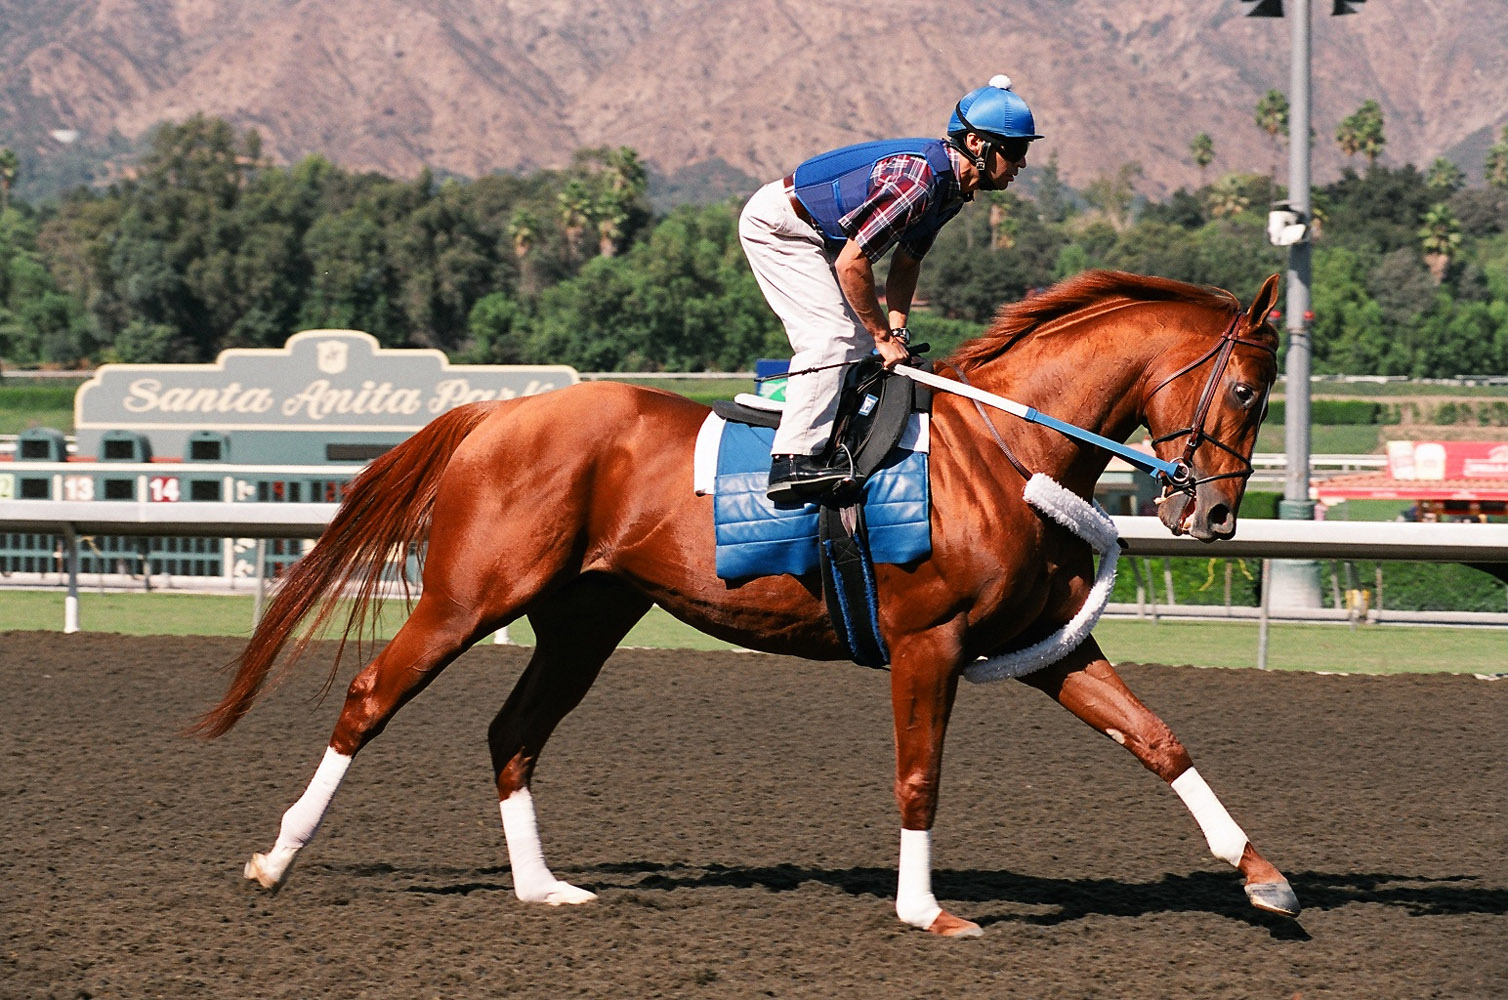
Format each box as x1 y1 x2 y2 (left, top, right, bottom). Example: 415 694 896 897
1241 0 1366 606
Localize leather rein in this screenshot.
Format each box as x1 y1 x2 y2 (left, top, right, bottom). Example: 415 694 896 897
936 310 1276 497
1144 312 1278 496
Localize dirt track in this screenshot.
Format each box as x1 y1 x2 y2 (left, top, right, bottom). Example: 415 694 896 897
2 631 1504 999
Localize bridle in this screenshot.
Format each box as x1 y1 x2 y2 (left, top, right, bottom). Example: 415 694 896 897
1144 312 1278 497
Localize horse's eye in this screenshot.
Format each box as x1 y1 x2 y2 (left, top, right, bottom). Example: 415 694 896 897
1231 383 1256 408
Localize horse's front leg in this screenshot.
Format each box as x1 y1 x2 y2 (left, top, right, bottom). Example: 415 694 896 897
1021 636 1300 917
889 627 982 937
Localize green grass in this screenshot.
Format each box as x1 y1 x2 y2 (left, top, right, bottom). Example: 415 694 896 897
1 589 1498 674
592 376 753 408
0 384 75 434
0 409 73 434
1282 380 1508 398
1255 421 1383 454
0 590 743 650
1091 618 1503 674
1318 498 1417 521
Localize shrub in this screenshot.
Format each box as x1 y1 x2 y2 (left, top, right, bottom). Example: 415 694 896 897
1265 399 1380 425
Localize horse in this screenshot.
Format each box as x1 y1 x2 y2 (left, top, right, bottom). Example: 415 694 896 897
197 268 1293 937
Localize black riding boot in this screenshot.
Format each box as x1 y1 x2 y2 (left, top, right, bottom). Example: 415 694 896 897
767 454 848 504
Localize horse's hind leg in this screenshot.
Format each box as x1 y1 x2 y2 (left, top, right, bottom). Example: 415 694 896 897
488 573 651 905
1021 637 1300 918
244 589 491 890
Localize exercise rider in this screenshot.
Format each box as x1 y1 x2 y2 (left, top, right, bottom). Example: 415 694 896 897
738 74 1043 503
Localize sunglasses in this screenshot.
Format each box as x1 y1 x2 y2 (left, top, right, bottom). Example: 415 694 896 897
994 137 1032 163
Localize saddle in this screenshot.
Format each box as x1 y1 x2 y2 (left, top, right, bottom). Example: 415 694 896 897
714 356 934 668
713 355 934 500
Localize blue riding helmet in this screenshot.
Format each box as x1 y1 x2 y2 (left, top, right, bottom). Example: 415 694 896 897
947 75 1044 144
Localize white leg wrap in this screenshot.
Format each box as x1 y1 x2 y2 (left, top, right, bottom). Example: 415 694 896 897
895 828 943 930
1171 767 1248 867
246 747 351 888
500 788 597 905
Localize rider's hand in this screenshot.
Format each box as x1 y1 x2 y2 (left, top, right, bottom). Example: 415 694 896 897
875 335 910 369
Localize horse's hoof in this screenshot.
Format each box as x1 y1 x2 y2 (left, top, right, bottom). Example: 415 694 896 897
926 910 983 938
244 852 287 891
534 881 598 906
1244 879 1300 917
244 847 296 891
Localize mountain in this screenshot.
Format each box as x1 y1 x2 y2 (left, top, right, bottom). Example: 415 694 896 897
2 0 1504 199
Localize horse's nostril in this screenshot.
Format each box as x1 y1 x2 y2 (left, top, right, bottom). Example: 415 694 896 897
1208 503 1233 530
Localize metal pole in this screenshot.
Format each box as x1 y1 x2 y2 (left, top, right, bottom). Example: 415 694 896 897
62 525 80 634
1269 0 1322 608
253 538 267 627
1257 558 1272 670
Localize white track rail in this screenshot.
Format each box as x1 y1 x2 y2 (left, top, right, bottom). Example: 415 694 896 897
3 502 1507 636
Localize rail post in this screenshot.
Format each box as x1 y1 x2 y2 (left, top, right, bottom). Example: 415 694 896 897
62 524 80 634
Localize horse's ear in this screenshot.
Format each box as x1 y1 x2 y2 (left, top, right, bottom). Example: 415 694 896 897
1246 273 1282 328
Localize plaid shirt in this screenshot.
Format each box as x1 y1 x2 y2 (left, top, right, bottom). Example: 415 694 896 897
838 144 966 262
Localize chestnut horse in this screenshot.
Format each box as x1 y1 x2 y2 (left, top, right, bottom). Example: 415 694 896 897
199 269 1295 937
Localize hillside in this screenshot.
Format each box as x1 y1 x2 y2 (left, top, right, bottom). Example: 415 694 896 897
2 0 1505 198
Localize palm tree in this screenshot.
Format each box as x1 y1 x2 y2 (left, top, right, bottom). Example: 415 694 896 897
1189 132 1215 187
556 179 592 259
593 198 629 258
0 147 18 213
1205 174 1250 220
508 208 539 295
1336 100 1385 166
1425 157 1465 195
507 209 537 260
1254 90 1289 179
1418 203 1462 283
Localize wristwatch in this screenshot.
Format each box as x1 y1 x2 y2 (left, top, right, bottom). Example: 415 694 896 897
888 326 911 345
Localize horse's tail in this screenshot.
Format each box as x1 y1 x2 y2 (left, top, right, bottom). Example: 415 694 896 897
191 400 502 738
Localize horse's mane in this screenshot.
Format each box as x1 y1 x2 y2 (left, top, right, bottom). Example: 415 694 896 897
946 270 1241 372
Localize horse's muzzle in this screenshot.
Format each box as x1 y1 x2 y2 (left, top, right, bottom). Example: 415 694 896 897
1157 487 1236 541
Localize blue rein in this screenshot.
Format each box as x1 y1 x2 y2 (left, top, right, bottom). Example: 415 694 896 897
892 364 1187 485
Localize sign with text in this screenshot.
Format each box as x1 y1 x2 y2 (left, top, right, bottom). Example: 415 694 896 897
75 330 578 434
1386 441 1508 481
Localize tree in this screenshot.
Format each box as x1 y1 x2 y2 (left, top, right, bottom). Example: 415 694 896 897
1336 99 1386 166
1418 203 1462 283
1254 90 1289 178
464 291 526 363
1 210 94 366
1320 165 1433 255
576 147 650 258
0 148 17 214
1487 125 1508 190
987 192 1019 250
1032 151 1071 224
555 178 592 260
1310 246 1390 374
1083 161 1143 231
1425 157 1465 195
507 208 540 294
1205 173 1251 219
1189 132 1215 186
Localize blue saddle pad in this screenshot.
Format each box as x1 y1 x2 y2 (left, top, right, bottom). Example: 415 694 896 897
712 422 931 580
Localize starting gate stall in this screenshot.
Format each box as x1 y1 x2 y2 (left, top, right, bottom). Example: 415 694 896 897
1314 440 1508 522
0 330 576 587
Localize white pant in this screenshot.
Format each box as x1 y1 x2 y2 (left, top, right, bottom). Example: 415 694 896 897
738 180 870 456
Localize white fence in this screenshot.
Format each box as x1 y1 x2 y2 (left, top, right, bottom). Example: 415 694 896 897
4 499 1507 642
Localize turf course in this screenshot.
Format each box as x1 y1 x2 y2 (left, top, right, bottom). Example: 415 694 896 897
0 589 1500 675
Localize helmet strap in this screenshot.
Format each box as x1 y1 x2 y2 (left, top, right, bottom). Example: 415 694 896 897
969 136 999 191
953 100 1000 191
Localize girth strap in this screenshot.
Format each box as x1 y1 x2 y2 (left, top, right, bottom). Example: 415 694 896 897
817 504 889 668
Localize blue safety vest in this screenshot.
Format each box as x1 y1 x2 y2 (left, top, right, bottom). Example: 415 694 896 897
791 138 958 250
